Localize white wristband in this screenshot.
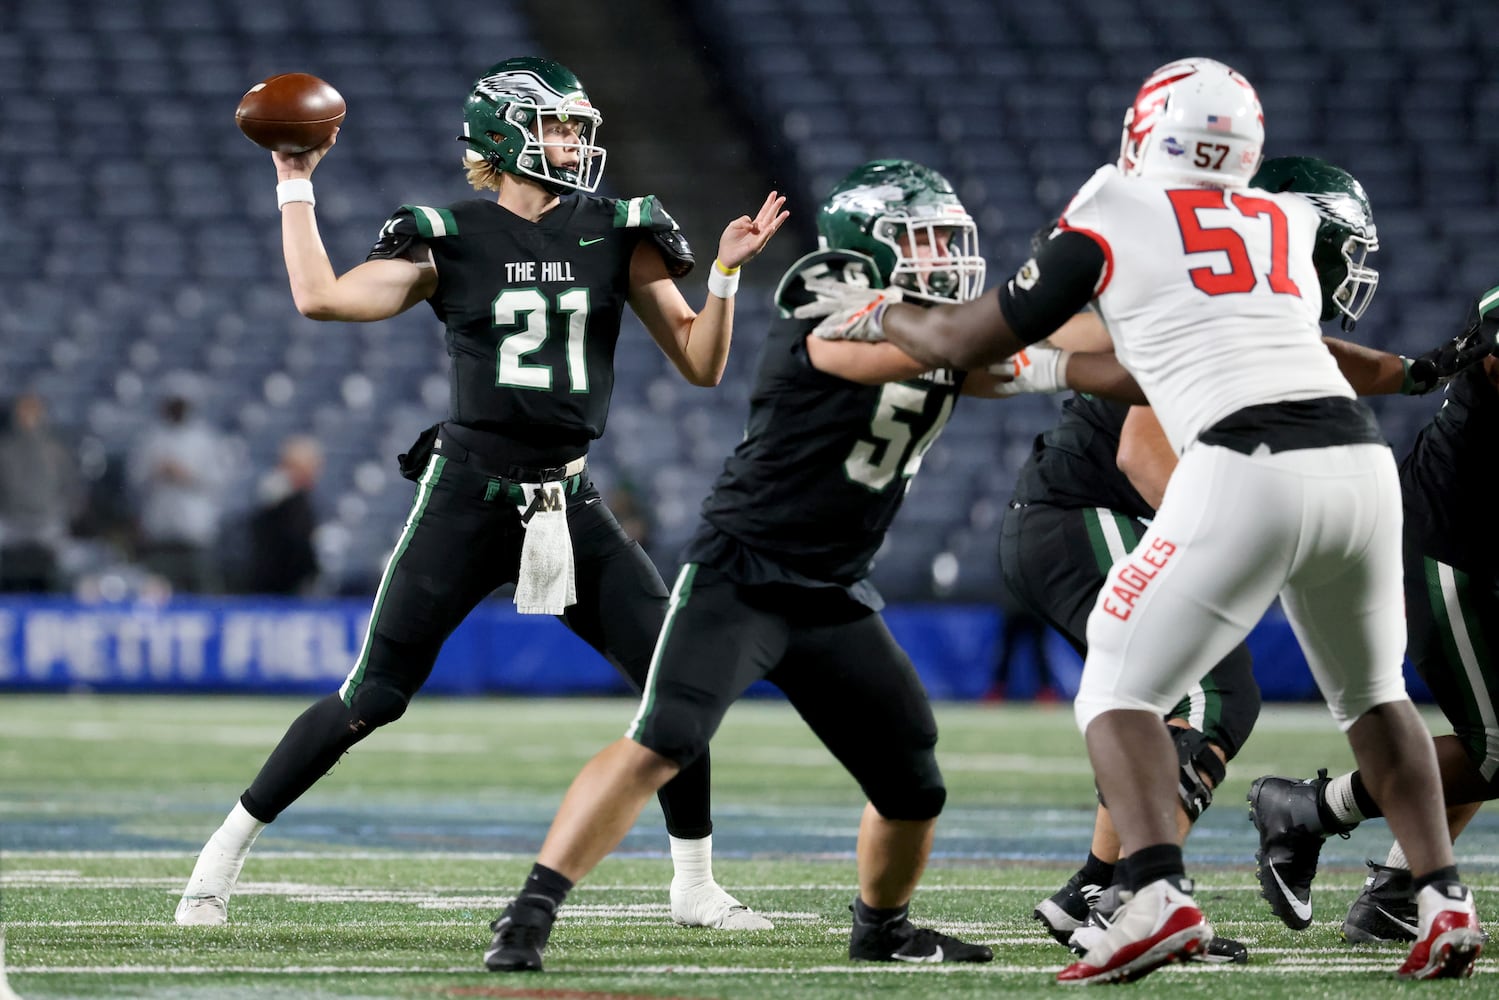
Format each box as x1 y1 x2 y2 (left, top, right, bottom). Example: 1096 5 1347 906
707 258 740 299
276 178 315 209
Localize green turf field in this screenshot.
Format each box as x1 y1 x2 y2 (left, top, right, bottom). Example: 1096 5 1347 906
1 694 1493 998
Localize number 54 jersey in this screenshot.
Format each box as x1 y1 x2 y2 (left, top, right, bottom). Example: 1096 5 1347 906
367 194 692 440
1060 165 1352 454
691 251 965 588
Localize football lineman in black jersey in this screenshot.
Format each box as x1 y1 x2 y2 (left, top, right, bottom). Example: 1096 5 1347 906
176 56 787 932
1243 294 1499 944
484 160 1010 973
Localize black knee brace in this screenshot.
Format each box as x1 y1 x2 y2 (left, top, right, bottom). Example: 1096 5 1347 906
862 748 947 822
348 680 410 733
1170 724 1226 822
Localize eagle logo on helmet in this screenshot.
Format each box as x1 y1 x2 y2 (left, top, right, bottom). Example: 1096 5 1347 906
460 57 607 195
1251 156 1380 329
816 160 986 305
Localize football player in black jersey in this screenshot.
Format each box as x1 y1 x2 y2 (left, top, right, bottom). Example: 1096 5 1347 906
176 57 787 931
1243 296 1499 944
483 160 1015 973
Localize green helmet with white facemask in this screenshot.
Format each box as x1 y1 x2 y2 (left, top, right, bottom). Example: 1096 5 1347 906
1250 156 1379 329
817 160 986 304
459 57 606 194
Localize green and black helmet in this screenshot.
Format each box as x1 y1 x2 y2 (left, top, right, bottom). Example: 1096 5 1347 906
459 57 605 194
1250 155 1379 329
817 159 985 304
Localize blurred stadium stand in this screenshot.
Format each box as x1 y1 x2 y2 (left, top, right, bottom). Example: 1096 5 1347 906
2 0 1496 616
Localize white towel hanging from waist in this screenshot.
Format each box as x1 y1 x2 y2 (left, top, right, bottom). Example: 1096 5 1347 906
513 480 576 615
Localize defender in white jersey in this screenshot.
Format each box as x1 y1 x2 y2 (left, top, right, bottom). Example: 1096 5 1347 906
799 57 1483 983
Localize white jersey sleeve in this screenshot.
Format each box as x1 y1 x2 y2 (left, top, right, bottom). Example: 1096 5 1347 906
1062 166 1353 453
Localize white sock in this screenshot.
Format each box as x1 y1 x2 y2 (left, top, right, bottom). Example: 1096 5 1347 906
669 833 714 887
1322 771 1367 827
213 801 267 853
183 802 267 896
1385 842 1409 871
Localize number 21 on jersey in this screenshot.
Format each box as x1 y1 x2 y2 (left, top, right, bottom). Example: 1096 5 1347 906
1167 189 1302 299
493 288 592 392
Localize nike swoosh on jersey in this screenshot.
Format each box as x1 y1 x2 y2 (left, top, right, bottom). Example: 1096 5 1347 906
579 237 605 247
892 945 943 964
1268 864 1314 923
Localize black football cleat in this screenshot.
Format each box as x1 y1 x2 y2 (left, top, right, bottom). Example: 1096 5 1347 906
1034 870 1106 946
849 905 993 964
1248 769 1345 930
1343 861 1418 944
484 900 554 972
1198 934 1250 963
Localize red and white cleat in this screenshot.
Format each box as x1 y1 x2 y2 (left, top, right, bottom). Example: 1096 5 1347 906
1396 883 1484 980
1057 878 1213 985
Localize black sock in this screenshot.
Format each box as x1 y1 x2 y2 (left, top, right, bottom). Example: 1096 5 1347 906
1124 843 1185 892
853 897 909 926
516 863 573 914
1079 852 1116 889
1349 772 1383 820
1110 856 1131 889
1412 865 1461 895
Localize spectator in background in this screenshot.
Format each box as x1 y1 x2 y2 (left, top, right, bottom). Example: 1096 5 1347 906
246 435 325 595
0 392 82 592
128 392 228 594
987 579 1059 703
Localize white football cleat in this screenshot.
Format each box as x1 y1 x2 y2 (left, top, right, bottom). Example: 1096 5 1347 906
1396 883 1483 980
174 895 229 927
1057 878 1212 984
669 879 773 930
174 803 266 927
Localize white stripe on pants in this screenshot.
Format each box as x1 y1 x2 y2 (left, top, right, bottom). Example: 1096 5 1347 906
1075 442 1408 734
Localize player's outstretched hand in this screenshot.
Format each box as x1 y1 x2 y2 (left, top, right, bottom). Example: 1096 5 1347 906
986 344 1074 396
1402 284 1499 394
716 192 790 270
794 285 902 342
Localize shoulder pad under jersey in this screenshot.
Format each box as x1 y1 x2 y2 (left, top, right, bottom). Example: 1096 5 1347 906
367 204 459 260
613 194 694 277
773 249 884 318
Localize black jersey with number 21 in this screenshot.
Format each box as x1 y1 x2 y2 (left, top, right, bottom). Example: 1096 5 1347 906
366 194 692 441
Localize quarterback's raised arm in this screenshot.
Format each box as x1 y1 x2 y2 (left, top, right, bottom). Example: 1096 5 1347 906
635 191 788 386
274 136 437 322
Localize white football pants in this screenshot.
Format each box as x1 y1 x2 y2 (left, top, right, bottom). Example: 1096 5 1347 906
1075 442 1408 734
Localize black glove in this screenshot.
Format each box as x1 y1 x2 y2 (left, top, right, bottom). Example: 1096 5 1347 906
1400 285 1499 394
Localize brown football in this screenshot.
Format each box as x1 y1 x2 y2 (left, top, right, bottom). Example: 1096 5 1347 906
235 73 346 154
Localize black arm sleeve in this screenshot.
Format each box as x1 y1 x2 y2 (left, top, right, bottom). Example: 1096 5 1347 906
996 228 1107 345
